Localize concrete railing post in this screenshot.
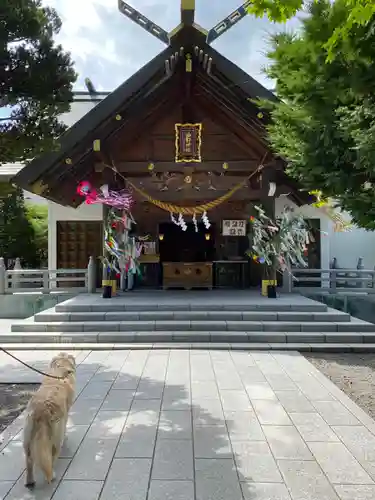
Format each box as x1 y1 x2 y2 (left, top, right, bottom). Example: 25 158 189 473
42 270 49 294
12 258 22 289
281 269 292 293
356 257 364 288
0 258 6 294
87 256 96 293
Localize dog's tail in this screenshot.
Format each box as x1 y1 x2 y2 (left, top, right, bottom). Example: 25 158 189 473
31 418 54 483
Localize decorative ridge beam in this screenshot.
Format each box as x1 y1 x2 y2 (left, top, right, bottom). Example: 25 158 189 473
207 1 251 44
118 0 169 45
181 0 195 26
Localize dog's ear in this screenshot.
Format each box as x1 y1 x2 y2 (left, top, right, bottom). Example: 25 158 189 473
68 354 76 367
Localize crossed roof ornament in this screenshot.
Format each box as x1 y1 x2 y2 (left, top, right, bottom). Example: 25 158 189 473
117 0 251 45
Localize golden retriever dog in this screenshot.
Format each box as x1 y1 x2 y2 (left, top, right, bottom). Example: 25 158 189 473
23 352 76 487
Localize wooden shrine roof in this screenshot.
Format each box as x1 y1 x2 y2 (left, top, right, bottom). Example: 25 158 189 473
13 23 312 207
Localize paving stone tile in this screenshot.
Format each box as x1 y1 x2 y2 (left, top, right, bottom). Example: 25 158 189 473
237 365 267 383
195 457 238 480
265 373 297 391
215 374 244 390
148 480 194 500
252 400 291 425
4 458 71 500
335 485 375 500
112 375 140 390
275 390 315 413
116 424 157 458
86 410 128 438
61 425 89 458
219 390 253 412
225 411 265 441
52 480 103 500
152 439 193 480
245 381 277 401
192 381 219 399
193 398 225 425
0 440 26 481
333 425 375 462
99 458 151 500
78 381 112 399
290 413 340 442
295 379 336 401
135 382 164 400
162 386 191 411
313 401 360 426
0 482 13 499
278 459 339 500
158 410 192 440
196 477 243 500
191 366 215 382
241 482 292 500
65 437 118 480
130 398 161 414
263 425 314 460
101 390 133 411
309 442 374 484
231 441 283 482
194 425 233 458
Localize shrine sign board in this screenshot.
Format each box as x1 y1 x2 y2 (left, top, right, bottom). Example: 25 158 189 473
175 123 202 163
222 220 247 236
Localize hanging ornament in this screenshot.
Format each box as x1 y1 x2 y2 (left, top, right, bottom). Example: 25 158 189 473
192 213 198 232
201 211 211 229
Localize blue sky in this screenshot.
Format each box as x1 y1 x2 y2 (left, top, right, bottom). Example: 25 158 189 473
49 0 302 91
0 0 301 121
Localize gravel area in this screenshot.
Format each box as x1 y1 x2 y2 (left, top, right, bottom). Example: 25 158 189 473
0 384 38 433
305 353 375 419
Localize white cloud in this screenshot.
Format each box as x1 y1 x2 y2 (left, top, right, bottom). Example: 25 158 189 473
45 0 302 91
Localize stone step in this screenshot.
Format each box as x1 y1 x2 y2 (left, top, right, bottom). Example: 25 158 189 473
2 342 375 352
55 302 328 313
1 331 374 344
11 320 375 333
34 310 350 323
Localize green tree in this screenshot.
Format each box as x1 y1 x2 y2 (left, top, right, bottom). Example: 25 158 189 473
0 0 77 164
25 203 48 266
0 185 39 266
247 0 375 60
257 0 375 229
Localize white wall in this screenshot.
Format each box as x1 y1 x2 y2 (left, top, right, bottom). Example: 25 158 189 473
48 201 103 270
327 210 375 270
275 197 331 270
59 100 98 127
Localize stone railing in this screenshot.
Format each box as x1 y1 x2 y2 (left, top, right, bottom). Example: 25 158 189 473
0 257 96 294
283 268 375 294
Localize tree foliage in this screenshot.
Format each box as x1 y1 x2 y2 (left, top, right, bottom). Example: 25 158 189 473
0 0 77 164
0 184 39 266
25 203 48 266
258 0 375 229
247 0 375 60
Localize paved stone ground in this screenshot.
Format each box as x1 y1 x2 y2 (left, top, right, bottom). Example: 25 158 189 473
1 350 375 499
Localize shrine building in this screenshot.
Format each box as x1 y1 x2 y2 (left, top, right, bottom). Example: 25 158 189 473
13 0 330 290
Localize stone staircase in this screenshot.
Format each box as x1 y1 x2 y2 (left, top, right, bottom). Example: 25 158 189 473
4 291 375 350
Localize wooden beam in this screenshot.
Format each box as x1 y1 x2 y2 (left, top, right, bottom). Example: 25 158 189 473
131 188 260 202
44 83 182 191
195 73 266 141
181 0 195 26
114 160 261 173
196 95 268 158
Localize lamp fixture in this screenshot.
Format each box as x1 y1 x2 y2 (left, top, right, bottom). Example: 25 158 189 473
205 233 211 241
158 234 164 241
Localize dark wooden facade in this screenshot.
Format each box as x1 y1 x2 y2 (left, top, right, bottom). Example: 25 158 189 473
13 8 316 288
